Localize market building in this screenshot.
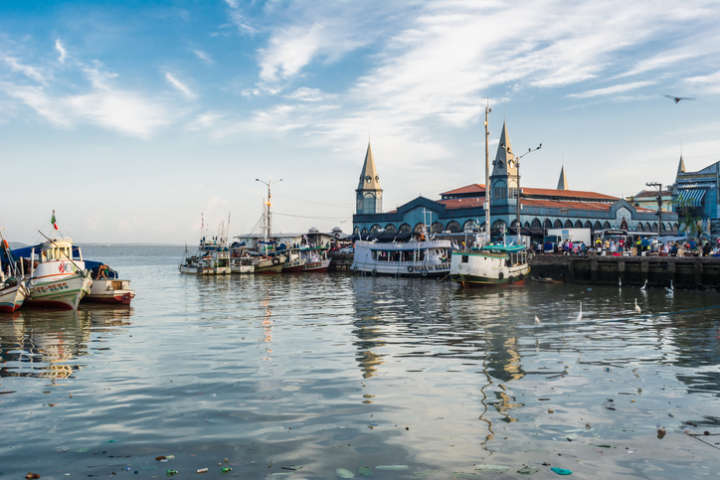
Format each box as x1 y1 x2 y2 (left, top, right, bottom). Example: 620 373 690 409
672 156 720 235
353 124 679 239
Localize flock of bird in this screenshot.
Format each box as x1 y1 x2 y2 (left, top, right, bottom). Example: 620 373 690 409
534 279 674 324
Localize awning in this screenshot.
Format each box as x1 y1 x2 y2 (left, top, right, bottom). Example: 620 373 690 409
676 188 706 207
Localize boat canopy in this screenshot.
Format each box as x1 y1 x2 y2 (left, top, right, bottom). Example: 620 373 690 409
478 244 527 253
10 243 44 259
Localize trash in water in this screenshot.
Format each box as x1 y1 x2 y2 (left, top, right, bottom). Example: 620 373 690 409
474 464 509 472
221 467 232 473
517 465 539 474
196 467 208 474
336 468 355 478
375 465 409 471
550 467 572 475
282 465 302 471
657 428 666 439
166 469 179 477
25 474 40 480
358 466 372 477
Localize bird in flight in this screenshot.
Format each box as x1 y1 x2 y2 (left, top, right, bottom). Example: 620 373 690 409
664 94 695 104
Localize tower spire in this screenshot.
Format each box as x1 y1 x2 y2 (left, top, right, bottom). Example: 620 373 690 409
357 141 381 190
677 154 686 174
557 165 568 190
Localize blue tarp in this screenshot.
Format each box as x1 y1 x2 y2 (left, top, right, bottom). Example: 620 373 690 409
676 188 707 207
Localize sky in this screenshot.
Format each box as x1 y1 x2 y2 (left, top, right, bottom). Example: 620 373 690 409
2 0 720 244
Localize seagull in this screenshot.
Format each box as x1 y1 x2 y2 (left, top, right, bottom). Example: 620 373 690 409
664 94 695 104
666 280 674 296
576 301 583 321
640 279 647 293
535 315 541 324
634 298 642 313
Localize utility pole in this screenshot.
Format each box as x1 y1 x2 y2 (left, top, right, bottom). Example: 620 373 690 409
646 182 663 235
256 178 282 241
515 143 543 243
484 103 492 244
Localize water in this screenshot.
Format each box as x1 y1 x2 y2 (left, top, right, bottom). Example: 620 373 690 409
1 246 719 479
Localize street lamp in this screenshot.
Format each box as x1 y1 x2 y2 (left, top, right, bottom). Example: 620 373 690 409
256 178 282 240
646 182 662 235
515 143 543 243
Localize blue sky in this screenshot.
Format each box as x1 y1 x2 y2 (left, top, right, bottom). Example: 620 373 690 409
2 0 720 243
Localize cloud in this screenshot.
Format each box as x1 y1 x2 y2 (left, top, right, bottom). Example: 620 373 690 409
684 70 720 94
1 55 46 84
55 39 67 64
165 72 196 99
284 86 334 102
192 48 213 64
186 111 223 131
568 80 656 99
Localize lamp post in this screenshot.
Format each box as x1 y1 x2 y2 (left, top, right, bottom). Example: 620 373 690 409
646 182 662 235
255 178 282 242
515 143 543 243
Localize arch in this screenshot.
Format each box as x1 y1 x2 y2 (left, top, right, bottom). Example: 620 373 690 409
399 223 411 233
431 222 443 233
594 221 602 230
564 219 573 228
384 224 397 233
660 222 667 232
674 222 679 231
523 221 531 229
370 224 381 234
574 220 583 228
620 218 628 230
492 219 506 233
603 221 611 229
413 222 426 234
463 219 477 232
651 222 658 231
531 218 543 233
646 222 653 231
544 219 553 230
637 223 645 232
360 228 368 238
353 226 359 235
583 220 592 229
445 221 461 233
553 219 563 228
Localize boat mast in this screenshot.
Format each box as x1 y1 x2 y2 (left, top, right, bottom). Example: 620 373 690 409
484 102 492 244
256 178 283 250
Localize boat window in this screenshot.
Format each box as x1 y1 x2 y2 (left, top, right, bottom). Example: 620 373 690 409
417 250 425 261
403 251 413 262
462 255 469 263
391 251 401 262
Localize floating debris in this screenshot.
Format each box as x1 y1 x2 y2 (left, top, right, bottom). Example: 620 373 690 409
25 474 40 480
196 467 208 473
358 466 372 477
550 467 572 475
336 467 355 478
221 467 232 473
517 465 539 474
376 465 409 471
166 469 179 476
474 464 509 472
657 428 667 439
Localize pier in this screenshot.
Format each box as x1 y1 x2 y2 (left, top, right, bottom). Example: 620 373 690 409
531 255 720 289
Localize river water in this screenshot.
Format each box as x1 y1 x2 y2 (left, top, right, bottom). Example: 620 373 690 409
1 246 719 479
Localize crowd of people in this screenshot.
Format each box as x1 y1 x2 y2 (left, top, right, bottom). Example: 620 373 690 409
535 237 720 257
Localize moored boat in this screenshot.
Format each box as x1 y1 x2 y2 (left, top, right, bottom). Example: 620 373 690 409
179 236 231 275
282 250 306 273
15 238 92 311
450 243 530 287
0 234 29 313
82 261 135 305
300 246 331 272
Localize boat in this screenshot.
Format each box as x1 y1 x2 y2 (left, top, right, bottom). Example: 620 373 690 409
82 261 135 305
300 246 331 272
0 233 29 313
450 242 530 286
15 237 92 310
229 242 255 273
179 236 231 275
252 253 285 274
351 229 451 277
282 249 306 273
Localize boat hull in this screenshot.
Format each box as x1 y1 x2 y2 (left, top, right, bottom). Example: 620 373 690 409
351 263 449 277
450 250 530 287
26 272 92 311
254 263 284 274
84 279 135 305
302 259 331 272
0 283 27 313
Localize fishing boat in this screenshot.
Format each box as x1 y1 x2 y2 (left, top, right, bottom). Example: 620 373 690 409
179 237 231 275
252 253 285 274
16 237 92 310
450 243 530 286
0 234 29 313
282 249 306 273
82 261 135 305
229 242 255 273
351 229 451 277
300 246 331 272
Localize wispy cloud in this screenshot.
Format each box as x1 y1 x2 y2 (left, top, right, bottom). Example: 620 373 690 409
55 39 67 64
192 48 213 64
165 72 196 99
684 70 720 94
1 55 47 84
568 80 656 99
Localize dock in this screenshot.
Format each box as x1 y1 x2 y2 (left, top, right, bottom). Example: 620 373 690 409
530 255 720 289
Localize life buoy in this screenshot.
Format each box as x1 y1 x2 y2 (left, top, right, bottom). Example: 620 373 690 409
407 266 414 273
272 257 280 265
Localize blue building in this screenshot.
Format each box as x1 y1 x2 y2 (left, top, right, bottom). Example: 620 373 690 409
673 156 720 235
353 123 678 239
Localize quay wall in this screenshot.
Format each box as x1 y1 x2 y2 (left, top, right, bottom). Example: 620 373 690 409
329 252 353 272
530 255 720 289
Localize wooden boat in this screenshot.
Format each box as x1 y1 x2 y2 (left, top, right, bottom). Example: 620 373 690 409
282 250 306 273
450 243 530 287
179 237 231 275
230 242 255 273
300 247 331 272
0 234 28 313
253 254 285 274
81 262 135 305
351 233 451 277
17 238 92 310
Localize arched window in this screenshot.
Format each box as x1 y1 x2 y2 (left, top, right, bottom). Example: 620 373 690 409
564 219 573 228
544 219 553 230
651 222 658 231
360 228 368 238
413 223 426 233
385 224 397 233
531 218 542 233
594 221 602 230
492 220 506 233
353 226 359 235
446 221 461 233
603 221 611 229
553 219 563 228
661 222 667 232
584 221 592 229
370 224 381 234
431 222 443 233
574 220 583 228
463 219 477 232
637 223 645 232
398 223 411 233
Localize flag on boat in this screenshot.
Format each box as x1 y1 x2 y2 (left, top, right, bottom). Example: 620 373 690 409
51 210 58 230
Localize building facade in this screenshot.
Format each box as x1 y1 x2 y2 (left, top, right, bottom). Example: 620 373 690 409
353 124 678 239
673 156 720 235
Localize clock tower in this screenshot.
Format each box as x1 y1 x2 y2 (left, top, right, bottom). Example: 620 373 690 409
356 142 383 214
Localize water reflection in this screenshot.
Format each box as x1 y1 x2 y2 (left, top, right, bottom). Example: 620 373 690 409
0 306 132 381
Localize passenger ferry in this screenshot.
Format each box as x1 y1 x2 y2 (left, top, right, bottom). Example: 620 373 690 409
450 242 530 287
351 230 451 277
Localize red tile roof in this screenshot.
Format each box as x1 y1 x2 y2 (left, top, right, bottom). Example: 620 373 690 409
521 187 618 201
440 184 485 195
438 197 484 209
520 198 612 211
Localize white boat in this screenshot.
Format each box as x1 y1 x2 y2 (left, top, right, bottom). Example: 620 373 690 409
351 236 451 277
300 247 331 272
450 243 530 286
179 237 231 275
229 242 255 273
21 238 92 310
282 249 306 273
1 234 29 313
80 262 135 305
